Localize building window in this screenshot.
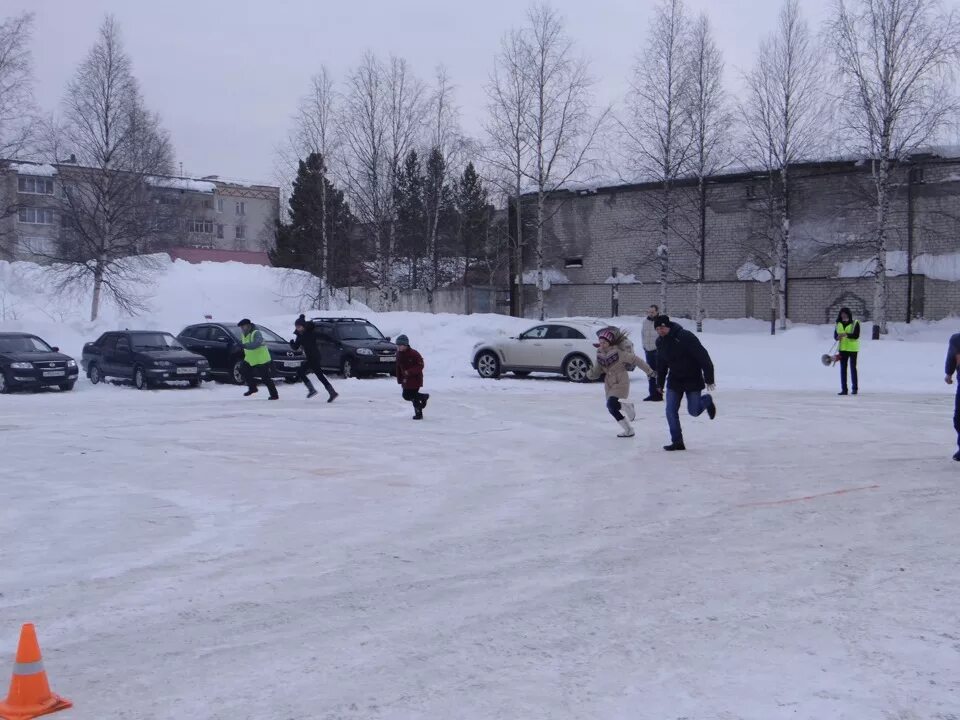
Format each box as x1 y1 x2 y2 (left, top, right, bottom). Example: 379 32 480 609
236 201 246 216
235 225 246 240
159 194 180 205
564 257 583 269
190 218 214 234
18 236 54 255
17 207 56 225
17 176 55 195
745 184 756 200
217 198 224 213
202 198 214 210
216 224 224 239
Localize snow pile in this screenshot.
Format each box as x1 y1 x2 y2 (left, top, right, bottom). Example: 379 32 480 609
737 261 783 282
521 268 570 289
605 273 641 284
145 176 217 193
839 250 960 281
8 161 58 176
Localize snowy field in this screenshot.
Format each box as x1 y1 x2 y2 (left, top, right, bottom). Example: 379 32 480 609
1 258 959 719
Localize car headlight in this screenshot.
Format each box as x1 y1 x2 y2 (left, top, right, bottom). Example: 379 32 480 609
10 362 32 369
197 359 209 366
356 348 373 356
154 360 173 367
67 359 77 368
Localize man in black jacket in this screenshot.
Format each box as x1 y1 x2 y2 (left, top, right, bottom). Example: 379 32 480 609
291 315 338 402
944 332 960 460
654 315 717 451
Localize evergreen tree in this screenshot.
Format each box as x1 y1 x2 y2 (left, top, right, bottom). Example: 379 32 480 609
272 152 354 301
393 149 426 289
423 146 455 290
454 162 490 285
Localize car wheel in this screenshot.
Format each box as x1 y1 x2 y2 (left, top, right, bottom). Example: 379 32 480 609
88 364 102 385
512 370 531 378
59 381 76 391
475 351 501 379
563 354 591 383
188 379 201 388
231 360 246 385
341 358 353 378
134 366 150 390
0 371 9 394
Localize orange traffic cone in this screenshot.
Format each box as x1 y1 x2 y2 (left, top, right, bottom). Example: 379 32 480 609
0 624 72 720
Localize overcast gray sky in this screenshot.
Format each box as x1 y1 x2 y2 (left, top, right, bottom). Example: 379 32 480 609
18 0 832 185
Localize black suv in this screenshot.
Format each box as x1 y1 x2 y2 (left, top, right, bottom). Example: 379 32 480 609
177 322 305 384
0 333 79 393
308 317 397 377
82 331 210 389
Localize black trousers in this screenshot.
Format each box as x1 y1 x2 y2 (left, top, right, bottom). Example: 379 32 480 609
839 351 858 392
243 362 278 398
299 360 335 394
606 396 624 421
953 386 960 449
402 388 428 410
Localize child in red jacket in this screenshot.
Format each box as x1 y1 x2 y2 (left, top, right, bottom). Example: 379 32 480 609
395 334 430 420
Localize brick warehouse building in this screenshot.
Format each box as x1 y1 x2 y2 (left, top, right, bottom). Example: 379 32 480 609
516 149 960 324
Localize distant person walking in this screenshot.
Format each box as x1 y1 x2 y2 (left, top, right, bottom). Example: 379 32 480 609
237 318 278 400
395 334 430 420
834 307 861 395
654 315 716 451
587 326 656 438
944 332 960 461
291 314 338 402
641 304 663 402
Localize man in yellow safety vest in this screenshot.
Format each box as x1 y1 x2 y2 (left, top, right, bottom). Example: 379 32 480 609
238 318 278 400
834 307 860 395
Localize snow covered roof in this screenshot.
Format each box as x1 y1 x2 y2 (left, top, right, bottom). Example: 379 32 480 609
145 176 217 193
7 161 57 177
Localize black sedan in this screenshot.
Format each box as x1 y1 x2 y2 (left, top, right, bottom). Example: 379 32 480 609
82 331 210 389
177 322 305 384
0 333 79 393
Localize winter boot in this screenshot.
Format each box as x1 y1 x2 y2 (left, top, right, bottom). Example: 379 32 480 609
663 441 686 451
953 449 960 462
706 396 717 420
617 418 634 438
327 390 339 403
420 393 429 408
622 401 636 421
305 380 318 399
243 388 258 397
413 408 424 420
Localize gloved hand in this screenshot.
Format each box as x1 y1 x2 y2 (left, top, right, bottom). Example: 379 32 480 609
706 383 716 392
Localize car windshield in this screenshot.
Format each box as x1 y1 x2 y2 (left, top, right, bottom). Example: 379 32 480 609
337 323 385 341
226 325 286 343
0 336 53 353
131 333 184 350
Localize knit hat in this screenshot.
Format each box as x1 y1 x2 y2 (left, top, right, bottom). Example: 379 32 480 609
294 314 307 327
597 328 617 344
237 318 252 327
653 315 671 329
395 334 409 346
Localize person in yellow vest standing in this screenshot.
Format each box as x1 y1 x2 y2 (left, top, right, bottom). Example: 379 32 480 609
238 318 279 400
834 307 861 395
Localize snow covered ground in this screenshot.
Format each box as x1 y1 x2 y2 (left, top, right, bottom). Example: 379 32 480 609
1 258 959 719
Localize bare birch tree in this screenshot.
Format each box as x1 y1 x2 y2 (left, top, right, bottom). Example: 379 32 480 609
0 12 37 160
295 67 340 307
520 3 606 320
741 0 825 333
829 0 960 334
340 53 391 293
484 29 533 318
622 0 693 314
686 13 731 331
44 16 175 321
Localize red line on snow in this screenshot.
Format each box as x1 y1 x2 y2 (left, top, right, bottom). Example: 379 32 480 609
737 484 881 508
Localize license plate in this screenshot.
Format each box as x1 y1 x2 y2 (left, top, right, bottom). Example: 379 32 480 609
283 361 301 367
42 370 65 377
176 366 197 375
379 356 396 363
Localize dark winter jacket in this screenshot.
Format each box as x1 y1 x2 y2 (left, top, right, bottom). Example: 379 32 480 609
290 320 321 363
397 347 424 390
945 333 960 376
655 322 715 392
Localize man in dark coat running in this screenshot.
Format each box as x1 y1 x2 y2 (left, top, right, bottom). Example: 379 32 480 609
291 314 338 402
654 315 717 451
